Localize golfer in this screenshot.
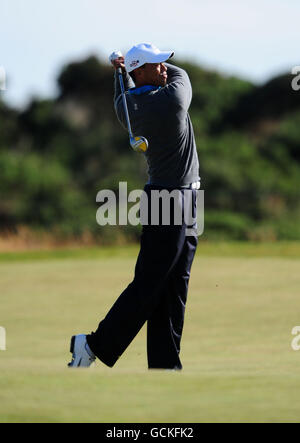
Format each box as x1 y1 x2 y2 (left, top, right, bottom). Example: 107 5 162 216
68 43 200 370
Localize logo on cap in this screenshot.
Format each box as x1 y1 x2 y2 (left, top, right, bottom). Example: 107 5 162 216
130 60 140 68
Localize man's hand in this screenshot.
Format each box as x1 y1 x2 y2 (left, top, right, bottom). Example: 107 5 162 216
109 51 126 72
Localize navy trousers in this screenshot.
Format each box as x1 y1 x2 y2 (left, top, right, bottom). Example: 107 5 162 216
87 185 198 369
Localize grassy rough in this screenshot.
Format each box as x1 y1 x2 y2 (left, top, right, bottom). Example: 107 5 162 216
0 243 300 423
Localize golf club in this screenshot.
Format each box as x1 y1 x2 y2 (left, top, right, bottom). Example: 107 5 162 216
110 51 148 154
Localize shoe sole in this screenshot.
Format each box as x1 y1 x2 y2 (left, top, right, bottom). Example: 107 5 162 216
68 335 95 368
68 336 76 367
70 335 75 354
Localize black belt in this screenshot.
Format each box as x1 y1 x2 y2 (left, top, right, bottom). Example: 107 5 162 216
148 181 201 190
180 181 201 190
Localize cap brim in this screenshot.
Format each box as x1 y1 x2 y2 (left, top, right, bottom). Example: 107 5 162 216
151 51 174 64
126 50 175 72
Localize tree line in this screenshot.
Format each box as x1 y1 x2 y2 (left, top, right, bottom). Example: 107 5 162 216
0 56 299 243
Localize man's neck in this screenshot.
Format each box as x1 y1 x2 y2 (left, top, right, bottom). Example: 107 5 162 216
134 81 148 88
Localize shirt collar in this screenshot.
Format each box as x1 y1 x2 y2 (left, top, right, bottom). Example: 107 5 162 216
128 85 161 95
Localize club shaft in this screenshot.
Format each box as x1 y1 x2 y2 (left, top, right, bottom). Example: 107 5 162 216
117 68 133 139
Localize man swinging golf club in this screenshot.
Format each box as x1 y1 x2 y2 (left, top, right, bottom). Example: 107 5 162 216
68 43 200 370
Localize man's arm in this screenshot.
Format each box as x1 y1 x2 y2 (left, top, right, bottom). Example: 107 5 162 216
114 71 135 106
160 63 192 110
110 55 135 126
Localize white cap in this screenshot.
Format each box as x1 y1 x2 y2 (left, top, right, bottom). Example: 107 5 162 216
125 43 174 73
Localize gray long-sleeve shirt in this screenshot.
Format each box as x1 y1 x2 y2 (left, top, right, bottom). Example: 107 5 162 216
114 63 200 187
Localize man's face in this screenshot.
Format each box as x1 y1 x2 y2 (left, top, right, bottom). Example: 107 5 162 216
136 62 168 87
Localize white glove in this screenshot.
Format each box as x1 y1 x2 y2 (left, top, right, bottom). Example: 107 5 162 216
109 51 123 64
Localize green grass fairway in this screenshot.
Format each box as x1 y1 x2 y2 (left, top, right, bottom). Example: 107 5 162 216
1 243 300 423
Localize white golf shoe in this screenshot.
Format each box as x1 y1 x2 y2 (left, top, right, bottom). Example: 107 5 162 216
68 334 96 368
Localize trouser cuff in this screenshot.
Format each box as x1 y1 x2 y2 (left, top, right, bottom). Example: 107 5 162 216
86 334 118 368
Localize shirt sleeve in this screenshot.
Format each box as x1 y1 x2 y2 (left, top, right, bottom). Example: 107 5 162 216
114 70 135 104
160 63 192 111
113 71 135 129
113 71 135 131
